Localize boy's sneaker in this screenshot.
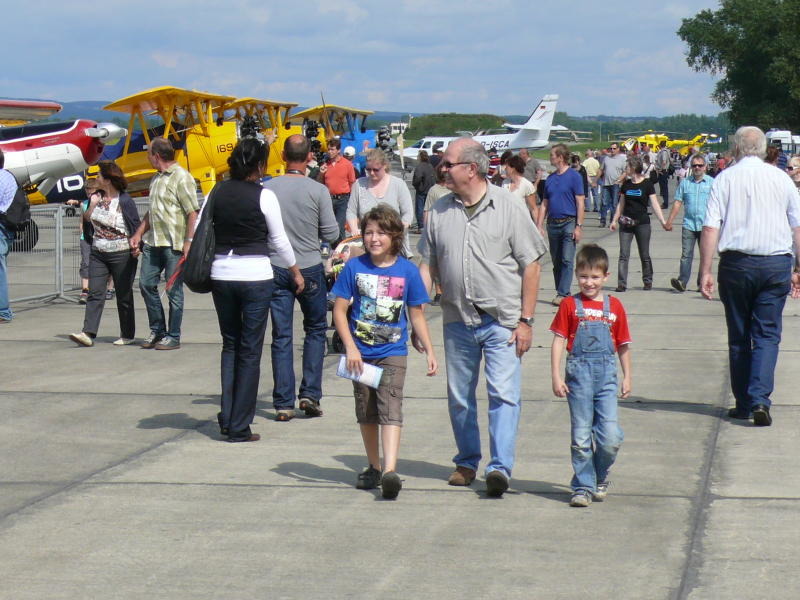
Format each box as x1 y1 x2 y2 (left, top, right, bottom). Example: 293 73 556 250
356 466 382 490
105 289 115 300
570 490 592 507
79 289 89 304
594 482 609 502
155 336 181 350
141 332 163 349
381 471 402 499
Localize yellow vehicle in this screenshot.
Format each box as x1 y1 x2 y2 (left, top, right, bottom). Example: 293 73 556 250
96 87 298 195
619 131 720 157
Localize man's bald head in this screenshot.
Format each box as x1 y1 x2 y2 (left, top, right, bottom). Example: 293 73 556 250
284 134 310 163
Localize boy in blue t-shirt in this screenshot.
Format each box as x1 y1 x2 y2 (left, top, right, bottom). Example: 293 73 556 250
332 205 437 499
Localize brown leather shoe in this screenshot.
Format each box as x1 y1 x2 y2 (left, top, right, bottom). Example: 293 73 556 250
448 466 476 486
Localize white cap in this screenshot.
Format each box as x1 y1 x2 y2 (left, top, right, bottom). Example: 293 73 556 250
343 145 356 157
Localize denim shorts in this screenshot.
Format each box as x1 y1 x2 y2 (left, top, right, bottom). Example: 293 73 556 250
353 355 407 426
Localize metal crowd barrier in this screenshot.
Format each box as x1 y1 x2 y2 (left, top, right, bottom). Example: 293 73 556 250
8 194 204 304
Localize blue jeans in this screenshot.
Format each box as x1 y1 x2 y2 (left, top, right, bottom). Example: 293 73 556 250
600 185 618 226
270 264 328 409
139 244 184 341
212 279 274 441
0 222 13 321
678 228 702 288
718 252 792 412
589 180 600 211
546 219 576 298
567 355 622 493
443 315 522 477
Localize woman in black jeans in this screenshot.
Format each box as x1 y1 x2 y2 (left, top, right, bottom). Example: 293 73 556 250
205 138 303 442
69 162 140 346
610 156 671 291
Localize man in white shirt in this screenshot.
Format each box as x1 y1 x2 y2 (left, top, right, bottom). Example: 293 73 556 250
700 126 800 426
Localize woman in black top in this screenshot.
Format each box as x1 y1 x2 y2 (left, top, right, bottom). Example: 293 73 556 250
610 156 671 291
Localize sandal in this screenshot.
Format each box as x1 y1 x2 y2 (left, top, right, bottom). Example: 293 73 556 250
275 409 295 422
299 398 323 417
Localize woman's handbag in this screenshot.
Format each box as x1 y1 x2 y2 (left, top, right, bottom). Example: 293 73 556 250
183 187 217 294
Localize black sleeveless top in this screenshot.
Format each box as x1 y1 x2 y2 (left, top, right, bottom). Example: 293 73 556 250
212 179 269 255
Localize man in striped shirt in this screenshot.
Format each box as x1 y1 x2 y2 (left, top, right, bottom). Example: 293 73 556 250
700 126 800 426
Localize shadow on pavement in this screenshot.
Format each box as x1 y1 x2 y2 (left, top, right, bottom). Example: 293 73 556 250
621 398 723 418
137 412 219 439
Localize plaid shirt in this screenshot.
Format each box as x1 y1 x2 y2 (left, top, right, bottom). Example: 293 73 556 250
143 163 199 251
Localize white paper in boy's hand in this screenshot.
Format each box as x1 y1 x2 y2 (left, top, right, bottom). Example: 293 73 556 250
337 356 384 389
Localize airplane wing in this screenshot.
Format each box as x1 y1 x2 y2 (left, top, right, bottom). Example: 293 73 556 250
290 104 374 121
104 86 235 115
0 99 62 126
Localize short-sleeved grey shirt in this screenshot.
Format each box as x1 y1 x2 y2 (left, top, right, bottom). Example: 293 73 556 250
420 184 548 328
264 175 339 269
600 153 627 186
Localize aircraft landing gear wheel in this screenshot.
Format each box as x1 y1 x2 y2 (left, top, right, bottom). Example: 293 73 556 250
12 220 39 252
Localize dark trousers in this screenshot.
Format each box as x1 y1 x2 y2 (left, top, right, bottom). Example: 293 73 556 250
331 194 349 244
718 252 791 412
269 264 328 409
212 279 274 441
617 224 652 288
658 172 669 208
83 248 138 338
414 192 426 229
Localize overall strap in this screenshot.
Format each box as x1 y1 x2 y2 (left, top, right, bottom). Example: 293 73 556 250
603 294 611 320
573 293 585 320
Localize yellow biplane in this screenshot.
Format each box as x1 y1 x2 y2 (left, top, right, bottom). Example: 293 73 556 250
619 130 721 157
222 97 298 177
97 87 298 195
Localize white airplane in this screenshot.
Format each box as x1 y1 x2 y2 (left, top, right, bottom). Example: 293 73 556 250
398 94 559 161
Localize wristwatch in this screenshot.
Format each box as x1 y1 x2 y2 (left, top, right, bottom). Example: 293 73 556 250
519 316 535 327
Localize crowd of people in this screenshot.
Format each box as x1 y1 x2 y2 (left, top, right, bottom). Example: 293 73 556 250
2 125 799 506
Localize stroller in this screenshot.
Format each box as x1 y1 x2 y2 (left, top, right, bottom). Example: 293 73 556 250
325 234 364 354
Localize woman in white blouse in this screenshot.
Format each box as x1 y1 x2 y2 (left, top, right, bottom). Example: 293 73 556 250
502 154 538 222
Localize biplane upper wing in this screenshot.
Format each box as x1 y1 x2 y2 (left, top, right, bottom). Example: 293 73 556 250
104 86 235 116
290 104 374 121
0 99 62 126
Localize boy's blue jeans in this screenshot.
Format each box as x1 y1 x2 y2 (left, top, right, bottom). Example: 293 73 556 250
566 355 623 493
443 314 521 477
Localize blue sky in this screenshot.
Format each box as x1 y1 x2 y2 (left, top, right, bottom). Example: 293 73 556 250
5 0 722 117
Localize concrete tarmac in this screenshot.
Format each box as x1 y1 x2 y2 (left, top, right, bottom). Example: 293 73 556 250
2 201 800 599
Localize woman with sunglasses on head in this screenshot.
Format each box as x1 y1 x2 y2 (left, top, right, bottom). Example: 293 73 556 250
69 162 141 347
610 155 671 292
346 148 414 256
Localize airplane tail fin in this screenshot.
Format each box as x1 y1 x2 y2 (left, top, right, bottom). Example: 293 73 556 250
519 94 558 135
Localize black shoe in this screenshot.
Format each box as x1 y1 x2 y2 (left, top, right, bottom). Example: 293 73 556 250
485 470 509 497
727 407 751 420
356 466 382 490
381 471 402 499
643 283 652 291
615 286 626 293
431 293 441 307
216 411 229 436
670 278 686 292
752 404 772 426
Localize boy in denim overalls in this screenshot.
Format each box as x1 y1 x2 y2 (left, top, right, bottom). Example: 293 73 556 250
550 244 632 507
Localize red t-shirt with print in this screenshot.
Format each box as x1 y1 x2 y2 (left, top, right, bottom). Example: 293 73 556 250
549 294 632 353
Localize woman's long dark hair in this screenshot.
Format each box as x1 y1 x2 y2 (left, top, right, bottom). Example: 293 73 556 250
228 138 268 180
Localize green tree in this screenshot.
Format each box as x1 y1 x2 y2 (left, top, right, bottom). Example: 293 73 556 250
678 0 800 130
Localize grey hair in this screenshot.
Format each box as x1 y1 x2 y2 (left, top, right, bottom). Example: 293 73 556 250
457 141 489 176
690 152 707 166
626 155 643 175
734 126 766 159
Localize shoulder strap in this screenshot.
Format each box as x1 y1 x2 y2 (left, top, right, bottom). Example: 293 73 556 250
603 294 611 320
573 293 585 320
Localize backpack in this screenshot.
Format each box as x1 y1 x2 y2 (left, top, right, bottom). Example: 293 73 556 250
0 187 31 231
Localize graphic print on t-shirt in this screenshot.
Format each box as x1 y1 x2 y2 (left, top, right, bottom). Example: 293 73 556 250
354 273 405 345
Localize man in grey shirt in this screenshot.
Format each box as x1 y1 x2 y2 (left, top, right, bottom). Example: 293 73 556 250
419 138 547 497
597 143 627 227
265 135 339 420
